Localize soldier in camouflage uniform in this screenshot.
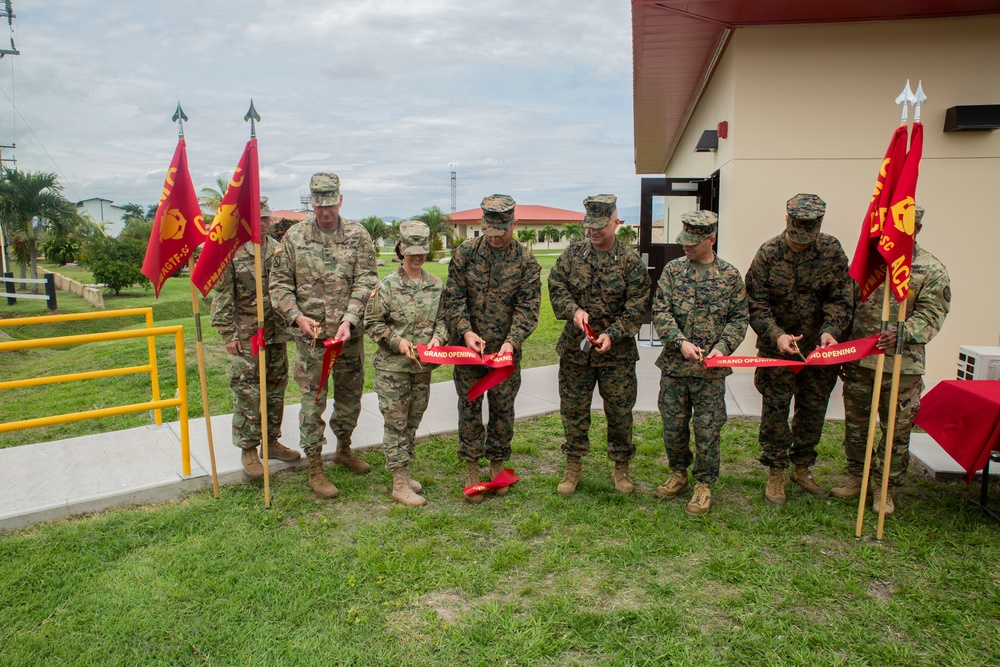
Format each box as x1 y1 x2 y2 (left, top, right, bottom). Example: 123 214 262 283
745 194 852 506
210 197 301 478
833 206 950 515
548 194 650 496
365 221 449 507
652 211 748 516
443 194 541 503
269 173 379 499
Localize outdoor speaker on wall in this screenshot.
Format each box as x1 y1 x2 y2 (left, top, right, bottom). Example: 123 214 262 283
943 105 1000 132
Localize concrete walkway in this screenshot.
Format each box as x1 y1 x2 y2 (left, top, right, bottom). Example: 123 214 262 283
0 344 972 531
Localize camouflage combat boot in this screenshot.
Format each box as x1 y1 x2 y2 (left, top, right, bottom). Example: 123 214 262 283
241 447 264 479
872 489 895 516
307 451 338 499
464 461 484 504
654 470 689 499
613 461 634 495
764 467 786 506
831 475 864 499
790 465 829 498
490 460 510 496
557 456 583 496
685 482 712 516
391 469 426 507
333 439 371 475
265 440 301 463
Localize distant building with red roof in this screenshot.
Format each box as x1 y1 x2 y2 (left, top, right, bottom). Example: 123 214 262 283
447 204 584 249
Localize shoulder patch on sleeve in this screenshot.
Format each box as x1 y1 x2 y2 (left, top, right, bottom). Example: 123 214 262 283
943 286 951 303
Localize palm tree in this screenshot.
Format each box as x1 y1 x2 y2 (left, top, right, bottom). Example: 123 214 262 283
198 176 229 216
516 228 537 250
0 169 76 290
617 224 638 246
563 223 584 243
359 216 392 250
539 224 563 249
413 206 454 256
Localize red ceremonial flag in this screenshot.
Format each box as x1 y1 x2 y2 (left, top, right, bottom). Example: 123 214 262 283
849 125 907 301
190 138 260 296
879 121 923 303
141 138 208 297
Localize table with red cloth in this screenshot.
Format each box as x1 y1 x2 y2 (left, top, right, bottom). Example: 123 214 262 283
914 380 1000 517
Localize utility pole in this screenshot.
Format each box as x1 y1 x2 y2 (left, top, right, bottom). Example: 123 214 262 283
0 1 18 276
450 163 457 213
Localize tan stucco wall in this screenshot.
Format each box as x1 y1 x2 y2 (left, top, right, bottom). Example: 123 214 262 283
662 15 1000 384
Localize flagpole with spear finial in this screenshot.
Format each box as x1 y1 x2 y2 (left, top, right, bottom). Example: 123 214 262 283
244 99 273 508
175 102 221 499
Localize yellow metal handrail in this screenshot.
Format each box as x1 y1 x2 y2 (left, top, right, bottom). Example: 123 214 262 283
0 307 163 424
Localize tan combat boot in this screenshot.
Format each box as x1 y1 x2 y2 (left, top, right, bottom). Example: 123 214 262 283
241 448 264 479
333 440 371 475
790 465 830 498
307 451 338 499
265 440 301 462
685 482 712 516
464 461 485 504
557 456 583 496
872 489 895 516
490 460 510 496
391 469 427 507
654 470 690 499
613 461 634 495
764 467 786 506
831 475 864 499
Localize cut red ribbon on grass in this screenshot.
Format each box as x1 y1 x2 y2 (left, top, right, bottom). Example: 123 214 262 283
463 468 520 496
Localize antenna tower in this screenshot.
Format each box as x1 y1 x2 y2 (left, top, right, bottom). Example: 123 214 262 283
450 164 456 212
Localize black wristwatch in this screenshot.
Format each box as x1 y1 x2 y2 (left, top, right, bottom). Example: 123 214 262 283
674 338 686 350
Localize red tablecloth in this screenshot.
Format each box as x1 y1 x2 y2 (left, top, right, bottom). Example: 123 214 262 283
914 380 1000 485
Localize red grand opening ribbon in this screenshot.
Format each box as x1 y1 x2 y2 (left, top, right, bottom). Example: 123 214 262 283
702 335 882 371
415 344 515 400
463 468 520 496
314 338 344 403
582 321 601 345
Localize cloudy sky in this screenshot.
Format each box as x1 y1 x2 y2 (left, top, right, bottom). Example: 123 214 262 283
2 0 641 221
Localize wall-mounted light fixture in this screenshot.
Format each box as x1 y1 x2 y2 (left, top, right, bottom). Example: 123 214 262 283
695 129 718 152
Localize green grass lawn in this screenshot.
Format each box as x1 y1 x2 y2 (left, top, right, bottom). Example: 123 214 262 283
0 251 564 448
1 415 998 666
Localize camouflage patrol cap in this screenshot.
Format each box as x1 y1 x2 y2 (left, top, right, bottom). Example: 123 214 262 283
915 205 925 224
399 220 430 255
582 194 617 230
785 193 826 244
309 172 342 207
481 194 516 237
675 210 718 246
260 196 272 218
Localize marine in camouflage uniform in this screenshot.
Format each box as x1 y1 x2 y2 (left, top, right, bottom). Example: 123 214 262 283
443 194 541 501
652 211 748 516
210 197 300 478
834 207 950 514
745 193 852 506
269 173 379 498
547 194 650 496
365 220 449 507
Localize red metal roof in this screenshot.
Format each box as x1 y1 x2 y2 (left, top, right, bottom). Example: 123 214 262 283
631 0 1000 174
270 210 308 221
447 204 584 224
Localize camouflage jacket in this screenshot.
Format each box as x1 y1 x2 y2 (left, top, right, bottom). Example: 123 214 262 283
653 255 748 378
364 267 449 373
745 233 852 357
548 239 651 367
850 242 950 375
268 216 378 340
443 236 541 357
209 236 291 345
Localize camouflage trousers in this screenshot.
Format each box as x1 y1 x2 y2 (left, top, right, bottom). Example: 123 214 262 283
558 360 637 462
229 342 288 450
293 336 364 455
754 365 838 469
453 362 522 462
374 368 432 471
842 364 922 487
658 374 727 484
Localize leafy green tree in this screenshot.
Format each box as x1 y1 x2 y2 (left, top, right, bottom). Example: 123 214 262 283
413 206 454 256
360 216 392 249
0 169 77 290
539 224 563 249
120 203 158 222
516 228 537 249
563 223 584 243
617 224 638 246
81 236 150 295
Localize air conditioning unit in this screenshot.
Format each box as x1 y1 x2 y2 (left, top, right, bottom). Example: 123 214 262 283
956 346 1000 380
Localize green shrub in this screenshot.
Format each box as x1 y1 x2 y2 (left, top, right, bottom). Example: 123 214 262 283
81 236 150 295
